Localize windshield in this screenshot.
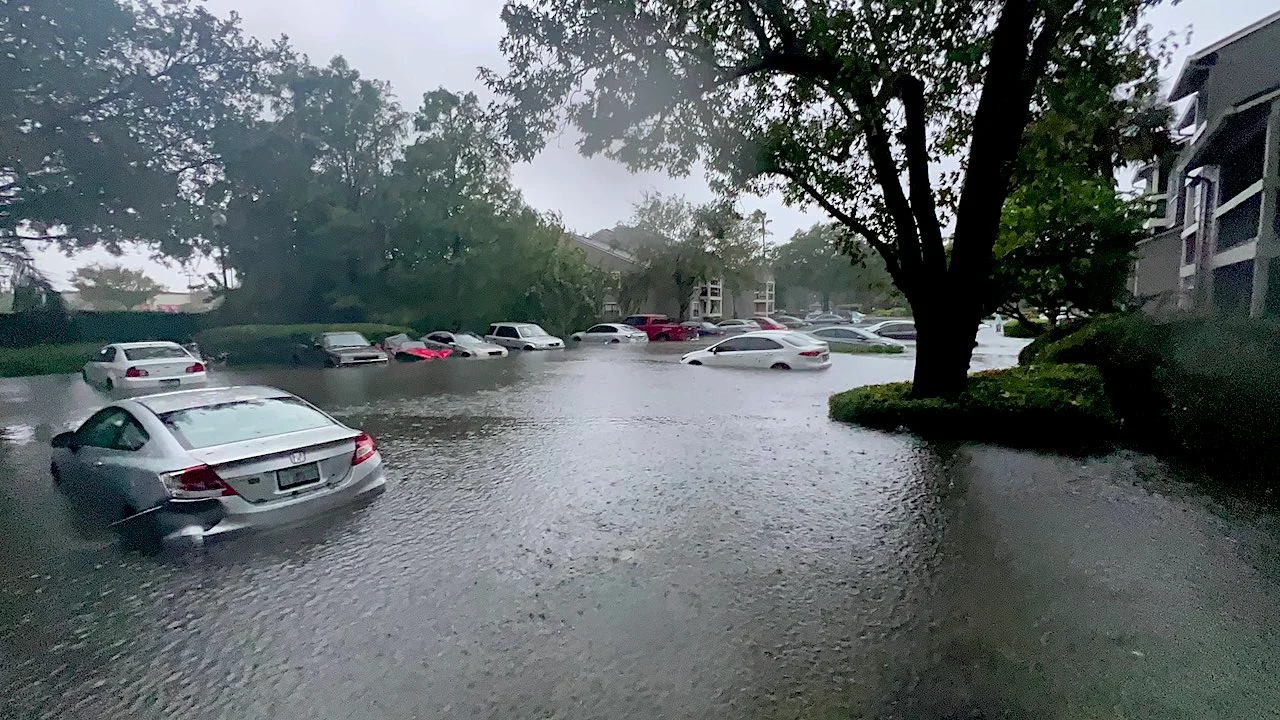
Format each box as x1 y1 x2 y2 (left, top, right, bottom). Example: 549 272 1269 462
122 345 190 361
159 397 334 449
323 332 371 348
454 333 486 347
518 325 549 338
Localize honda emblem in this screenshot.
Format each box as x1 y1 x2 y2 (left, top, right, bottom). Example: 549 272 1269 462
290 451 306 465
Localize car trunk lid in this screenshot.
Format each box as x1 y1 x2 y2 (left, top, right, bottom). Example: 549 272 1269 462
130 357 198 378
188 426 361 503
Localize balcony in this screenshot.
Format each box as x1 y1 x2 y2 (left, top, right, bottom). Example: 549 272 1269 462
1214 182 1263 251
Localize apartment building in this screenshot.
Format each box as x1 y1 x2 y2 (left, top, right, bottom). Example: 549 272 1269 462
1134 10 1280 315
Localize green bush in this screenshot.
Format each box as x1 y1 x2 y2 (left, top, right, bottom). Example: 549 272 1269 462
829 343 905 354
1025 313 1280 471
193 323 415 366
829 364 1116 448
0 343 103 378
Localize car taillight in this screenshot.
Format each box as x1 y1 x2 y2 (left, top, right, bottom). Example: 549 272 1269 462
352 432 377 465
160 464 236 499
186 362 205 373
124 367 148 378
800 350 823 357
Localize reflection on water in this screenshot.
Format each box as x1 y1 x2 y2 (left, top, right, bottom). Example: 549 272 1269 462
1 331 1279 718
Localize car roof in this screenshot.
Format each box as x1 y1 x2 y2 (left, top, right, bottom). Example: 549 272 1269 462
132 385 296 414
112 341 185 349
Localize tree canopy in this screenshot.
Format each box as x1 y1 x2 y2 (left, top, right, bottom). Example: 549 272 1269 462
2 0 285 259
70 264 166 311
486 0 1162 395
773 223 896 312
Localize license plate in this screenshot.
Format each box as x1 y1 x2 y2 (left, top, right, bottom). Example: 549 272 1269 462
160 378 180 386
277 463 321 490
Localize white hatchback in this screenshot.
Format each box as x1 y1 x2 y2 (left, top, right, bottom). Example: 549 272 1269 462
83 342 208 390
680 331 831 370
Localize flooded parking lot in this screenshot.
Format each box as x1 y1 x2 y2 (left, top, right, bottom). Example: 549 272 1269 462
2 330 1279 719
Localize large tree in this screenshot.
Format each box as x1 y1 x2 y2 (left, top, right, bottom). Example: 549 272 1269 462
2 0 285 260
485 0 1158 397
620 192 760 320
774 223 896 312
70 264 166 311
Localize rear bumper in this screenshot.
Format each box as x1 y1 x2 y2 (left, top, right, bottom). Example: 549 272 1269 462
119 372 208 388
154 457 387 545
335 357 389 366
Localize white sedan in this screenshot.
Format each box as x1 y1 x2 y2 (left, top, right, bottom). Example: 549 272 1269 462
82 342 208 390
570 323 649 344
680 330 831 370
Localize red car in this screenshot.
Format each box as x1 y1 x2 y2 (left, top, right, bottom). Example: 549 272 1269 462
751 316 787 331
623 314 694 341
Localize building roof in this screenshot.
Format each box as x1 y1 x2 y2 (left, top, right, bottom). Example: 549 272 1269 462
1169 9 1280 101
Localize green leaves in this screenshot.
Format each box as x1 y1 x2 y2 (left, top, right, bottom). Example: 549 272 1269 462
69 264 166 311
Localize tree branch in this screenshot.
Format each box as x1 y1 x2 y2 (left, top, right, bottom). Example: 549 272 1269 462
772 166 904 283
736 0 771 52
895 74 946 275
854 84 920 271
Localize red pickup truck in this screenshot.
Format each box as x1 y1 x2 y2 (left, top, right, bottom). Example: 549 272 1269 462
623 314 694 341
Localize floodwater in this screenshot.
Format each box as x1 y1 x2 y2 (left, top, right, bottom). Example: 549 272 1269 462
1 329 1278 719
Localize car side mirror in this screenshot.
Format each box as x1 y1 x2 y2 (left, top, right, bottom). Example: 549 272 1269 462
52 431 78 450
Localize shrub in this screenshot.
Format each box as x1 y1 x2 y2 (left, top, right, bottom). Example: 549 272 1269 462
0 343 103 378
829 343 905 354
829 364 1116 448
1026 313 1280 471
193 323 415 366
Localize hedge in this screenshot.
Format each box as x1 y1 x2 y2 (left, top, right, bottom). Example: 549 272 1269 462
1019 313 1280 472
829 364 1116 448
868 307 912 318
193 323 415 366
829 343 905 354
0 310 211 348
0 343 104 378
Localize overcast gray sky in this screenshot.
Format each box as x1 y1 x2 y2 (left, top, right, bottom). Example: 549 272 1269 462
30 0 1279 290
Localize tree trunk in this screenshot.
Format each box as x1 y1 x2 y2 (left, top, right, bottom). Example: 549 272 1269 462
910 289 979 399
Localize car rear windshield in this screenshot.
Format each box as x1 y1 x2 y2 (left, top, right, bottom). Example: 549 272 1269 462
158 397 334 449
123 345 190 361
778 333 819 347
324 332 370 348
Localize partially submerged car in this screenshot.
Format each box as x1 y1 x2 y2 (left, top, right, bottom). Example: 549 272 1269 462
423 331 508 358
622 314 694 341
484 323 565 351
50 385 386 546
681 320 723 338
381 333 452 361
570 323 649 343
295 331 389 367
82 342 207 391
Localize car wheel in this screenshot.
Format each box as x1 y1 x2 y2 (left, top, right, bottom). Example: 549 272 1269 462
103 377 114 390
524 345 535 351
326 357 339 368
687 360 702 366
572 336 582 342
610 338 621 344
771 363 792 370
655 333 668 341
461 351 471 358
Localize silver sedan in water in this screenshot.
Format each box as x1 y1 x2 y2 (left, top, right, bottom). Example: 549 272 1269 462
50 385 386 546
